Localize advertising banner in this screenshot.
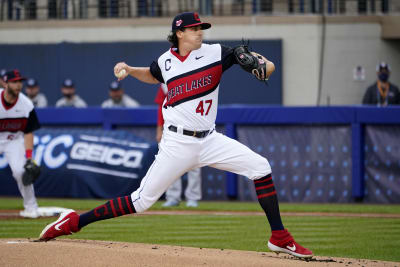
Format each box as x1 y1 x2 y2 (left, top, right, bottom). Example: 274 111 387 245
0 128 158 198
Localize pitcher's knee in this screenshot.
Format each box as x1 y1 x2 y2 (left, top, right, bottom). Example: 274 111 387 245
248 156 271 180
130 191 158 213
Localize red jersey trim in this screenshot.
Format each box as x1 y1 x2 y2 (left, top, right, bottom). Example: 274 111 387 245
0 117 28 132
165 63 222 107
1 90 19 110
170 47 191 62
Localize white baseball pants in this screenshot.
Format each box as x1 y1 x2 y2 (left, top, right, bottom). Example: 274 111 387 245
165 167 202 202
131 128 271 212
0 138 38 212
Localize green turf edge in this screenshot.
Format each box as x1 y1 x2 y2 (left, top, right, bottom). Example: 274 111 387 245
1 197 400 214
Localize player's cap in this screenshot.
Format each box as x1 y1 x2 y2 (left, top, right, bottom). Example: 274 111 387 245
27 78 38 87
62 78 75 88
109 81 122 91
0 69 7 78
172 12 211 31
3 69 26 82
376 62 391 72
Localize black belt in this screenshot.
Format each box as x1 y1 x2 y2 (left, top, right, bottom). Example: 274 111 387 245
168 125 214 138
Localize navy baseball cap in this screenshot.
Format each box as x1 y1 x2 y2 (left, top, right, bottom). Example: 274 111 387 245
3 69 26 82
376 62 391 72
109 81 122 91
62 78 74 88
172 12 211 31
27 78 38 87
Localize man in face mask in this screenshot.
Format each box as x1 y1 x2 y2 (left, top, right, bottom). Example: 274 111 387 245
55 79 87 108
362 62 400 106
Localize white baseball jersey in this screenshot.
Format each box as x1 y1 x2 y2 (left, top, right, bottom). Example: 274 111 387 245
151 43 235 131
0 89 40 143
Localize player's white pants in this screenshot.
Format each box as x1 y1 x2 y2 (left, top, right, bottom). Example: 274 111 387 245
0 138 38 211
165 167 202 202
131 129 271 213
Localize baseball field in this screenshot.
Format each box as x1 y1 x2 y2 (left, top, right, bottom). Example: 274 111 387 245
0 197 399 266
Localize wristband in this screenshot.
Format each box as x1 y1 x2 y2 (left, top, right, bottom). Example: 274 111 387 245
25 149 33 159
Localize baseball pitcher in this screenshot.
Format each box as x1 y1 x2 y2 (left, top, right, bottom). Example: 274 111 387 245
39 12 312 259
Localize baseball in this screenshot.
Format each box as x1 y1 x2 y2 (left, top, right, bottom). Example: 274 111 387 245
115 69 126 79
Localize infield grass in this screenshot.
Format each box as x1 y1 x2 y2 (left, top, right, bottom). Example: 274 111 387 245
0 197 399 262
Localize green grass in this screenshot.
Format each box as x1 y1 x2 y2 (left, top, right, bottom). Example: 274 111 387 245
1 197 400 262
1 196 400 214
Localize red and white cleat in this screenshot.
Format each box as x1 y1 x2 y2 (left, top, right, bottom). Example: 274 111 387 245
39 209 79 241
268 229 313 259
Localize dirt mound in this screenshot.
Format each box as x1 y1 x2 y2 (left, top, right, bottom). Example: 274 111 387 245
0 239 397 267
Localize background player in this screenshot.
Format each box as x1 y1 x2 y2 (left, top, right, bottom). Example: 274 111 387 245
155 84 202 208
0 70 41 218
39 12 313 259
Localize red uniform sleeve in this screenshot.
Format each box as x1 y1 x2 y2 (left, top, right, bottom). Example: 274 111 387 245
154 86 167 126
154 86 166 105
157 105 164 126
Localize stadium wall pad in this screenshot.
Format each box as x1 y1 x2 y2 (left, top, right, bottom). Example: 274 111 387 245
0 106 399 203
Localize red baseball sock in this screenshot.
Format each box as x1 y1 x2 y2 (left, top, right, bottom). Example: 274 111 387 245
254 174 284 231
78 196 136 229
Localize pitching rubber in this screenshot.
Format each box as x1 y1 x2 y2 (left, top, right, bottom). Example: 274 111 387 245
267 241 313 259
39 209 75 240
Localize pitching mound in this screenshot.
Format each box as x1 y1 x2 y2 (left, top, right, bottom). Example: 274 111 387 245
0 239 397 267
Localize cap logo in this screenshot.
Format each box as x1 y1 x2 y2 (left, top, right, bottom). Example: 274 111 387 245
176 19 183 27
65 79 72 87
194 12 200 21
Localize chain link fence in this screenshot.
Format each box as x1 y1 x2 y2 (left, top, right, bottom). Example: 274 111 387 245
1 0 399 21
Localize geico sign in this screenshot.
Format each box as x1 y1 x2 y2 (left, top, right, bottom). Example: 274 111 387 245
29 134 144 169
70 142 143 168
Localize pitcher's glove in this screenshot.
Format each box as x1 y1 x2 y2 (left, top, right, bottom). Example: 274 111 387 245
233 45 268 81
22 159 41 186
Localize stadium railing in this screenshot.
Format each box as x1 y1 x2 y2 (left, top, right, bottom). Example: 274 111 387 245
1 0 398 21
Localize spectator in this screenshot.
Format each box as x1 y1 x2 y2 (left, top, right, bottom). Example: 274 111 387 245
101 81 140 108
362 62 400 106
55 79 87 108
25 78 48 107
155 84 202 207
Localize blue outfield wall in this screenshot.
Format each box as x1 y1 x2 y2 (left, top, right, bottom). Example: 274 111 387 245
1 106 399 203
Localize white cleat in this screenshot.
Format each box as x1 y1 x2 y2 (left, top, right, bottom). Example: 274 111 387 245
162 200 180 207
19 209 40 219
186 200 198 208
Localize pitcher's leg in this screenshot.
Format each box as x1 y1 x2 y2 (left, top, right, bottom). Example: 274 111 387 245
201 132 312 258
131 149 192 212
77 147 194 229
202 133 282 229
202 132 270 180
